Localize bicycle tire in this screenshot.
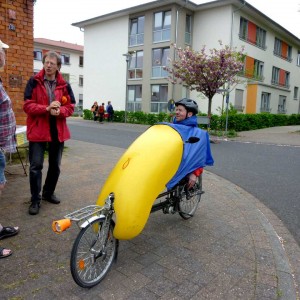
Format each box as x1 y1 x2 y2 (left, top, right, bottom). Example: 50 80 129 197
70 218 118 288
178 174 202 220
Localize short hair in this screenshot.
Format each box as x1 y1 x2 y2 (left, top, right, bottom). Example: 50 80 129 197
42 51 62 69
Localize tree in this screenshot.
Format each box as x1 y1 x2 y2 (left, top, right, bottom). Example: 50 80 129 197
165 41 245 118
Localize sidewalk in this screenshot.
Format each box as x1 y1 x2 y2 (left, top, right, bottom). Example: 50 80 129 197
0 125 300 299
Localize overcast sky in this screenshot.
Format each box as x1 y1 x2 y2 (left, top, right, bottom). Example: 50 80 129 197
34 0 300 45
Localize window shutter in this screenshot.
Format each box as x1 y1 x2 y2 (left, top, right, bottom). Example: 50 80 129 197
247 21 256 44
245 56 254 77
281 42 288 59
279 69 285 86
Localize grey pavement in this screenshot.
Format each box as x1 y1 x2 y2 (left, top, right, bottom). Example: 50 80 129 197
0 125 300 299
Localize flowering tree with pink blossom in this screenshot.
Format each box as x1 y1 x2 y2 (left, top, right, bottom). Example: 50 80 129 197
165 42 245 118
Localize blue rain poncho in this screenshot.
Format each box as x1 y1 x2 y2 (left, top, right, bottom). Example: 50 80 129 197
160 115 214 189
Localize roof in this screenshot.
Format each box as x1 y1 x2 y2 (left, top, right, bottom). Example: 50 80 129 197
71 0 300 44
34 38 84 52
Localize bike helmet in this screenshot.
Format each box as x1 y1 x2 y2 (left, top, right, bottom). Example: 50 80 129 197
175 98 198 115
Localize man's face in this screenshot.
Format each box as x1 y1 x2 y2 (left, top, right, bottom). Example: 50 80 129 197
43 56 59 79
175 105 190 121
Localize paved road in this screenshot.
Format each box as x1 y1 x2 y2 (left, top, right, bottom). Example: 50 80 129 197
208 140 300 246
68 119 300 246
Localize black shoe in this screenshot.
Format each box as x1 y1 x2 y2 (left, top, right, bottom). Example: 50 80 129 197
42 194 60 204
29 202 40 215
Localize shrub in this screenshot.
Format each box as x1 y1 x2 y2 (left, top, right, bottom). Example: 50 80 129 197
83 109 93 120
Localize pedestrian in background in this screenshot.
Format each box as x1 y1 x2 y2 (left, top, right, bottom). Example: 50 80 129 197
23 51 76 215
106 101 114 122
98 102 105 123
91 101 98 121
0 39 19 258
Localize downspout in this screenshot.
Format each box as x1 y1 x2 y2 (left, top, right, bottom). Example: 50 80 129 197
226 0 246 135
172 0 189 100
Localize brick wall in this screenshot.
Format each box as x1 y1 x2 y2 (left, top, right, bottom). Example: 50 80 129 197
0 0 34 125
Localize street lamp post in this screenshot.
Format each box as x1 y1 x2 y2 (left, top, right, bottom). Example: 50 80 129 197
123 52 134 123
216 88 230 136
225 93 230 136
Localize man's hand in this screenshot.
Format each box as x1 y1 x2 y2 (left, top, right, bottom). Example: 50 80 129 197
47 100 61 116
50 107 60 116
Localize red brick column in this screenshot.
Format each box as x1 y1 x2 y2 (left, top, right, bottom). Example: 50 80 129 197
0 0 34 125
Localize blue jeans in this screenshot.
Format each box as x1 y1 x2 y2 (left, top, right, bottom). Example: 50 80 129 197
29 141 64 203
0 150 6 186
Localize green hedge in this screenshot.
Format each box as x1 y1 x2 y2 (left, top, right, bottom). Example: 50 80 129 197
211 113 300 131
81 109 300 132
82 109 173 125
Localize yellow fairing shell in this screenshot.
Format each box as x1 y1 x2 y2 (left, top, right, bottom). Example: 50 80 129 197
97 124 183 240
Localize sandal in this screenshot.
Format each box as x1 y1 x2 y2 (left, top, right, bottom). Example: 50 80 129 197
0 226 19 240
0 247 12 259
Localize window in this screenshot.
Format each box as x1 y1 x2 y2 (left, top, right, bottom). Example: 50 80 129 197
129 16 145 46
61 73 70 82
79 56 83 67
278 95 287 113
129 51 143 79
34 49 42 61
260 92 271 112
153 11 171 42
34 69 39 75
234 89 244 111
239 17 266 49
78 94 83 109
271 67 290 88
297 50 300 66
127 85 142 112
79 75 83 86
61 53 70 65
151 85 168 113
274 38 292 62
185 15 192 45
294 87 299 100
152 48 169 78
242 56 264 80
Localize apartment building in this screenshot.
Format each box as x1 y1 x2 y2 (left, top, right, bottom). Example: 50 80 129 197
34 38 84 109
73 0 300 115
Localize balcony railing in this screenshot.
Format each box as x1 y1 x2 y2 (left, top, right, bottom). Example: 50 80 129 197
129 33 144 46
238 71 264 81
150 101 168 113
152 66 168 78
260 107 271 113
239 34 266 50
153 29 171 43
271 80 290 89
277 108 287 114
234 105 244 112
273 51 292 62
128 68 143 79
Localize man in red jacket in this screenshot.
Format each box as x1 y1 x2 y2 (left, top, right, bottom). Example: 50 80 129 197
24 51 75 215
